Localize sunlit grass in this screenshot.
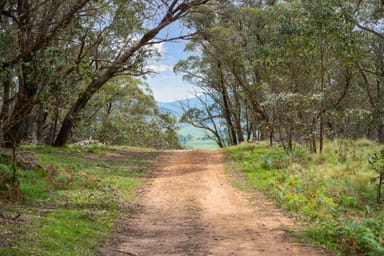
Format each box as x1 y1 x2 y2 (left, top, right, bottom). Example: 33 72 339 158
225 139 384 255
0 145 157 255
178 125 219 149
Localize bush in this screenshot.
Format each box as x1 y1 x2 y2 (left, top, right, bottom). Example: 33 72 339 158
226 140 384 255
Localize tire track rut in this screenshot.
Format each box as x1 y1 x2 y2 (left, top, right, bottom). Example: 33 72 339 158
101 150 325 256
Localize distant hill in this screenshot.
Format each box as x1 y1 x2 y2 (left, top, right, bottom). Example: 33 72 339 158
157 96 218 149
157 101 183 116
157 96 214 117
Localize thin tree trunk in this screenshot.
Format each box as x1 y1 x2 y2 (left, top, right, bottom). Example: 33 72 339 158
377 72 384 143
288 122 293 152
1 75 11 127
37 103 47 144
218 62 237 146
234 94 244 144
246 110 252 142
253 122 259 141
357 64 384 143
311 115 317 153
3 63 38 147
319 33 325 153
54 1 209 146
46 107 59 145
24 114 34 143
378 172 383 204
378 119 384 143
2 1 36 147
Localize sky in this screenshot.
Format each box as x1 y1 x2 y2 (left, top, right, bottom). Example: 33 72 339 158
143 18 200 103
145 40 198 103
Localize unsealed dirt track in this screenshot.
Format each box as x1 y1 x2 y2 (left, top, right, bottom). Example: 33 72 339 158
100 150 324 256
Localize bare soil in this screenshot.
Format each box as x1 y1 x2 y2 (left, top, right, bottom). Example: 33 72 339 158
100 150 325 256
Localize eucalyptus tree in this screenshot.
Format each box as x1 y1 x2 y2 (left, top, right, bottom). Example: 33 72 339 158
180 97 228 148
176 0 371 151
175 52 244 146
0 0 210 147
179 2 289 146
349 0 384 142
177 2 272 146
345 0 384 39
53 0 210 146
299 0 361 152
0 0 92 147
73 77 181 149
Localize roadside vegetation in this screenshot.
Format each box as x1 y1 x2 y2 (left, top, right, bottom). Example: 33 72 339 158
0 145 157 256
226 139 384 256
0 1 383 255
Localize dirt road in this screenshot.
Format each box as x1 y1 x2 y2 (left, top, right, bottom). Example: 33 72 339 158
101 150 324 256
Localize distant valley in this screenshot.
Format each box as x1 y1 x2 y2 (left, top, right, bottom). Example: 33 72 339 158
157 98 218 149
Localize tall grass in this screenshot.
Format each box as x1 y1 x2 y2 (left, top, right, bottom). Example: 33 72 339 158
226 139 384 255
0 145 157 255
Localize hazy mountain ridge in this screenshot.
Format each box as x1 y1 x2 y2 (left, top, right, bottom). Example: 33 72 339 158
157 101 183 116
157 97 218 149
157 96 214 116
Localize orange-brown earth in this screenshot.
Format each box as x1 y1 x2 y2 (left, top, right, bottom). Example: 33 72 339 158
100 150 326 256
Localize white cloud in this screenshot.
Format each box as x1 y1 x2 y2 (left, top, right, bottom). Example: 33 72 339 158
153 42 166 55
143 40 200 102
147 64 173 73
146 73 198 102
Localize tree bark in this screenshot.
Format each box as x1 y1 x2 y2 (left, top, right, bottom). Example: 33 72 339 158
319 33 325 153
54 79 96 146
37 103 47 144
218 63 237 145
46 107 59 145
358 63 384 143
1 75 11 127
311 115 317 153
24 114 34 143
234 93 244 143
2 0 89 147
54 1 209 146
378 119 384 143
3 61 38 147
1 0 91 69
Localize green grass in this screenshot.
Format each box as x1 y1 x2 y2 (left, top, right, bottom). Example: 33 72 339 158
178 125 219 149
0 145 157 255
183 139 219 149
225 139 384 256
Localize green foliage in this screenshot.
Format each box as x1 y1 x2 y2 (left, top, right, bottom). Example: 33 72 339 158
368 148 384 203
336 219 384 255
177 0 383 153
0 155 22 201
0 0 209 147
72 78 182 149
226 140 384 255
0 146 156 255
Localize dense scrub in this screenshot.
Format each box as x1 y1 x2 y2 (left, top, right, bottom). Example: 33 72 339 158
0 145 157 255
226 140 384 255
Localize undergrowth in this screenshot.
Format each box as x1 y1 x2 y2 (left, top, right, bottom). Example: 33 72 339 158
225 139 384 256
0 145 157 255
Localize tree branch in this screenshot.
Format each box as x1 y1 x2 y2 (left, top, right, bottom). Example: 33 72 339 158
352 19 384 39
1 0 91 68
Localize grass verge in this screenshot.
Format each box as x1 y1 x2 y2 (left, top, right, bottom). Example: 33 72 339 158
225 139 384 256
0 145 157 255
